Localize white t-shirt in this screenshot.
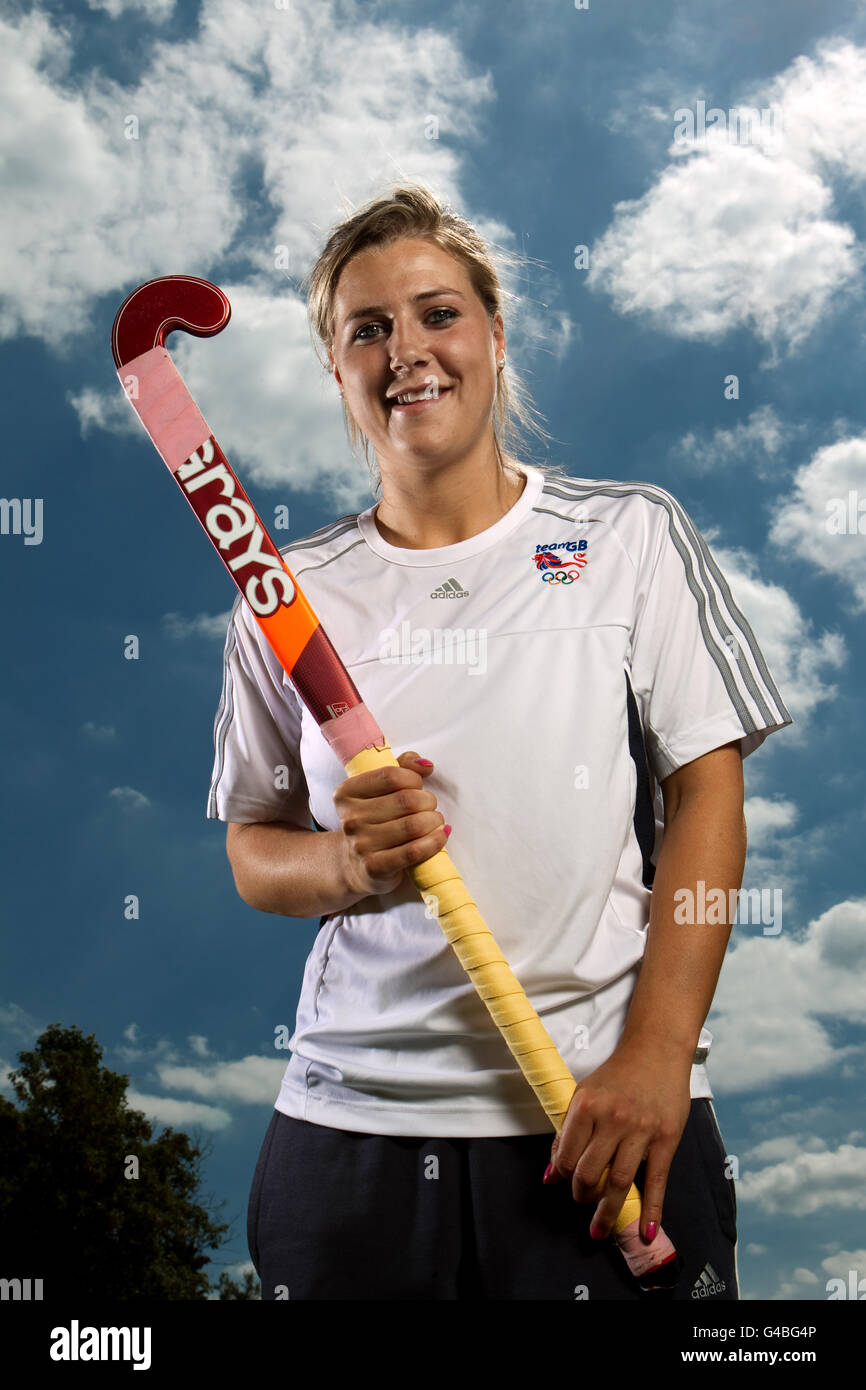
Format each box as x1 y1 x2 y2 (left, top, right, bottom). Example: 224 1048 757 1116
207 465 792 1136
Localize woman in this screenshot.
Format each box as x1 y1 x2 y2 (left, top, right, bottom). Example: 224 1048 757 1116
207 184 792 1300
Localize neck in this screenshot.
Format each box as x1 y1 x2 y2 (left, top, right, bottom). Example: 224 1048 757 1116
373 453 527 550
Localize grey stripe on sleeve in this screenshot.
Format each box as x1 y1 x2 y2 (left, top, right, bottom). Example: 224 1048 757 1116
206 593 243 819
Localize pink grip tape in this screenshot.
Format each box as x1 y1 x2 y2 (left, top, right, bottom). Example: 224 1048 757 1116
117 346 210 474
614 1220 677 1279
319 704 387 763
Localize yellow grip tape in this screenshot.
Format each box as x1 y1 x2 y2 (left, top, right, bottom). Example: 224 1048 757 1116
345 741 640 1236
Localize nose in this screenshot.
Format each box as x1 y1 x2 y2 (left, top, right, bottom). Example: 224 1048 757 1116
388 319 431 374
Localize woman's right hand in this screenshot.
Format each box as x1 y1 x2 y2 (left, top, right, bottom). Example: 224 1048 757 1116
333 751 450 897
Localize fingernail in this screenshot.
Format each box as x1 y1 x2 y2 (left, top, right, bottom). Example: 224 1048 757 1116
589 1224 606 1241
415 758 434 766
444 825 452 838
542 1162 553 1184
645 1221 658 1242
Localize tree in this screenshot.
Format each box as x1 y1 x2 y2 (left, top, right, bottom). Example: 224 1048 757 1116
215 1268 261 1299
0 1023 230 1299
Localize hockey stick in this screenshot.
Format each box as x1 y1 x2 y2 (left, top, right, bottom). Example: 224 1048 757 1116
111 274 682 1291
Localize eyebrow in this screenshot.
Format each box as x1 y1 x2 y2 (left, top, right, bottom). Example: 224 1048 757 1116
343 287 465 325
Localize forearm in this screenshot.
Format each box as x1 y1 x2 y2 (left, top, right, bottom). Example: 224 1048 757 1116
227 822 369 918
618 785 747 1065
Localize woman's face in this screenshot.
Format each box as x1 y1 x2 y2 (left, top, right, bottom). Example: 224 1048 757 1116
328 236 505 472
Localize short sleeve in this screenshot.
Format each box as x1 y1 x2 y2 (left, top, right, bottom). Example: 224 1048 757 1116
627 488 793 782
206 595 313 826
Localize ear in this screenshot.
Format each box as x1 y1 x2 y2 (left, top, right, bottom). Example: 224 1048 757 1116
327 347 343 392
492 310 506 364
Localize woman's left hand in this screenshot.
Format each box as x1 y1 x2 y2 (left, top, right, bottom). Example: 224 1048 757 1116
545 1038 693 1242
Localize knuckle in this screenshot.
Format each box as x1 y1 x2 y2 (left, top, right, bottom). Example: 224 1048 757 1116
573 1160 594 1187
609 1168 633 1190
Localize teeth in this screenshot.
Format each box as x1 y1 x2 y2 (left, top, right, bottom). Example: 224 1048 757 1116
396 390 428 404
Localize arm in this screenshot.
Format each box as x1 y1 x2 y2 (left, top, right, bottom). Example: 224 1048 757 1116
548 740 746 1239
226 821 369 918
225 750 446 918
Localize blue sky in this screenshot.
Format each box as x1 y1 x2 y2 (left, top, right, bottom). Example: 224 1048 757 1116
1 0 865 1300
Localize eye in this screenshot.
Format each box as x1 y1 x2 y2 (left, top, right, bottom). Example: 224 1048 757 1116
352 307 458 341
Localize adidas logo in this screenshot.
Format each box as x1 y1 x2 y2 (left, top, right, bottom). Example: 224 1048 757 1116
691 1261 726 1298
431 577 468 599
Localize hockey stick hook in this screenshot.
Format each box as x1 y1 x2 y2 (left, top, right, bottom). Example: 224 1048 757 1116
111 274 231 369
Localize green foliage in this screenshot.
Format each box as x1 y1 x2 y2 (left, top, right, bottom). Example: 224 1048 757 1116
0 1023 231 1300
215 1268 261 1299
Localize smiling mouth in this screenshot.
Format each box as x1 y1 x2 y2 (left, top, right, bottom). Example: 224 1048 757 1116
387 387 452 411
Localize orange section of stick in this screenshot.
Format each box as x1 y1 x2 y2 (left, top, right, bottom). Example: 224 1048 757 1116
257 577 321 676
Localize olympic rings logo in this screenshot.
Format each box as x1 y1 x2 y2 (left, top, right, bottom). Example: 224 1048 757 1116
540 560 587 583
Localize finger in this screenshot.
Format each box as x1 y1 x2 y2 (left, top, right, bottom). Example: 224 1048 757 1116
587 1138 648 1239
548 1099 594 1186
636 1148 675 1242
345 783 438 829
569 1127 619 1203
396 751 436 775
543 1134 567 1184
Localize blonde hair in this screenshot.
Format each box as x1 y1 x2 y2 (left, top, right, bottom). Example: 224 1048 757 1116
302 181 576 494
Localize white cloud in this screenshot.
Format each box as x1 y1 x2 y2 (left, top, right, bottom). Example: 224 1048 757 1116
87 0 175 18
115 1034 179 1064
746 1133 828 1163
709 898 866 1092
674 405 799 479
4 2 573 503
156 1055 285 1104
126 1089 232 1131
108 785 151 810
768 435 866 612
162 611 233 642
0 1003 41 1045
744 795 798 848
188 1035 211 1058
0 0 497 350
66 385 141 441
821 1249 866 1279
738 1143 866 1216
81 720 116 742
0 7 244 347
587 40 866 358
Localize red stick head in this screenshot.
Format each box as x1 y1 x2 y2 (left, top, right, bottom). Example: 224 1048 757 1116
111 274 231 368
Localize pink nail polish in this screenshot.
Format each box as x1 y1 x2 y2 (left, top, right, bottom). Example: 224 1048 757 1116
415 758 434 766
444 825 452 837
589 1224 605 1241
645 1221 658 1242
542 1162 553 1184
